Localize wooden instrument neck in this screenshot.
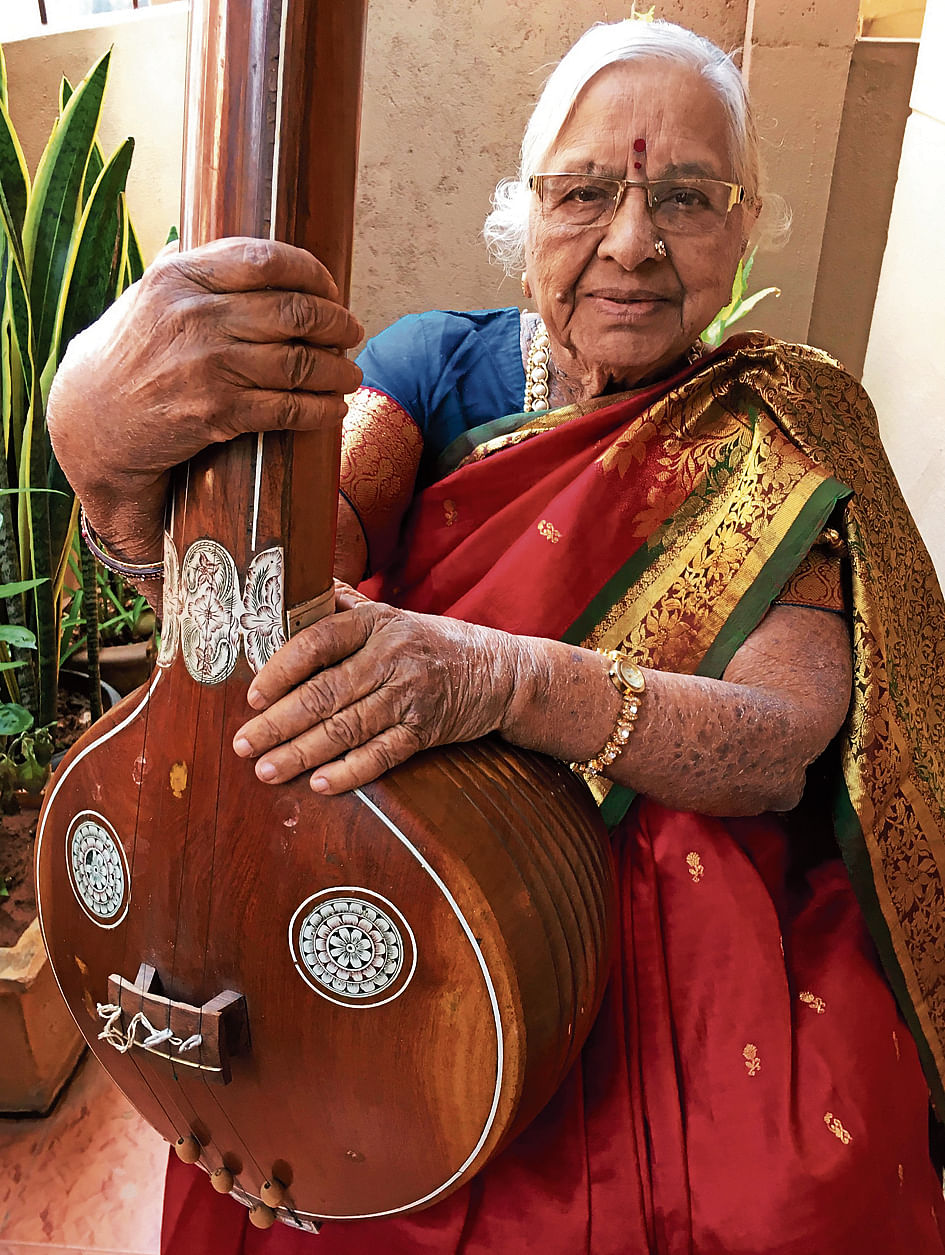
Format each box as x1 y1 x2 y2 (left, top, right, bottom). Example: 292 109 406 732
172 0 366 624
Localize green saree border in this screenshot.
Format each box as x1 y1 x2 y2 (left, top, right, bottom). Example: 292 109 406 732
582 476 850 830
697 477 850 677
833 783 945 1117
562 537 667 648
436 409 540 479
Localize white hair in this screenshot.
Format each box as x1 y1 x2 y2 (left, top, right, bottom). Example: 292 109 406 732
483 19 767 274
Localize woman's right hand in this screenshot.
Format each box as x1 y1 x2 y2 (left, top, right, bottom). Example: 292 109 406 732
46 236 364 560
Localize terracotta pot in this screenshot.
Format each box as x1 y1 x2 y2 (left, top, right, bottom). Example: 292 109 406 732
70 639 153 696
0 674 123 1113
51 670 122 771
0 918 84 1113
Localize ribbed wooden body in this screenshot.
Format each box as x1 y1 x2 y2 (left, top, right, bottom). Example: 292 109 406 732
36 670 615 1221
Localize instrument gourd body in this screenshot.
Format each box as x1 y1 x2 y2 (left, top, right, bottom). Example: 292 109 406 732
35 0 616 1230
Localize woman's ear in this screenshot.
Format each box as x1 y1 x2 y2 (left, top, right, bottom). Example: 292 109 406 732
742 198 763 254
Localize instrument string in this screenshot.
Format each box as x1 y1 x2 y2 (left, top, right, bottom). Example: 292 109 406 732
112 488 212 1151
191 651 273 1204
184 7 310 1205
106 478 201 1147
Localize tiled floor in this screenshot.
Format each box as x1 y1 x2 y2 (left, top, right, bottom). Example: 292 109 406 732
0 1051 166 1255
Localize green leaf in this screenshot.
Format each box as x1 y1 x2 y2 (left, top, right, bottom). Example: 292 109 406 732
16 737 48 793
23 49 112 377
51 137 134 369
0 659 28 671
126 212 145 285
0 576 47 597
5 249 35 402
0 703 32 735
701 248 778 348
721 286 781 327
0 97 30 247
1 242 10 455
0 485 71 497
0 45 7 112
61 76 105 208
0 624 36 648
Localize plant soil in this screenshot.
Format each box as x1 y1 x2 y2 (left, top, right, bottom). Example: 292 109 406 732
0 683 97 950
0 807 41 950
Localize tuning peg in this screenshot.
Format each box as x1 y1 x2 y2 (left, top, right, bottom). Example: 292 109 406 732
173 1134 201 1164
211 1167 234 1193
260 1178 286 1207
249 1203 277 1229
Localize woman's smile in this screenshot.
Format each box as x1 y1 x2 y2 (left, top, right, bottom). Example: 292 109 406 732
582 287 676 320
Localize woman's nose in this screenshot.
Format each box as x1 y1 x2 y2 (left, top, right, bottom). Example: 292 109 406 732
597 187 662 267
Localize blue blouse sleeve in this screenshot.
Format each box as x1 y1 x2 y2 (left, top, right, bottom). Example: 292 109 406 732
355 308 525 479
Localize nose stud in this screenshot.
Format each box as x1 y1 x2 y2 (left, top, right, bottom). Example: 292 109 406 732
655 239 667 258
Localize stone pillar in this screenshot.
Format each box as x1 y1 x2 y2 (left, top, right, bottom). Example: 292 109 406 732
740 0 860 344
807 38 918 379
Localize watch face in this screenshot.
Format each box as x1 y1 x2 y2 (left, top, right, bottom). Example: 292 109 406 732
612 655 645 693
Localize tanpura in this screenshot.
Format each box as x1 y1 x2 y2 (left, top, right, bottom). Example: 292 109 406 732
35 0 615 1232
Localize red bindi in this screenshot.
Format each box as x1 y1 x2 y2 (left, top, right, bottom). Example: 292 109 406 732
633 138 646 153
633 161 643 170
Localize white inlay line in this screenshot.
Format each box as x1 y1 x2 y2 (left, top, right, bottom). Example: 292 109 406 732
290 788 506 1222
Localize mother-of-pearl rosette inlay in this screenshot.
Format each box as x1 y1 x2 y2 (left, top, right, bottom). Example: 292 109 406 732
158 535 287 684
66 811 130 926
289 890 416 1008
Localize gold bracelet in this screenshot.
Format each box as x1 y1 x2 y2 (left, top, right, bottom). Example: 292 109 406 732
575 649 646 780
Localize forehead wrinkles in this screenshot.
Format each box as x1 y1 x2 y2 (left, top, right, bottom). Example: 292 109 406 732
545 64 733 178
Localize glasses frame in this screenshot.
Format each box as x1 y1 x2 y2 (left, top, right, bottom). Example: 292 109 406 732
528 173 747 232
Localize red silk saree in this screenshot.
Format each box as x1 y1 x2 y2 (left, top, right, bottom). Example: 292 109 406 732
163 336 945 1252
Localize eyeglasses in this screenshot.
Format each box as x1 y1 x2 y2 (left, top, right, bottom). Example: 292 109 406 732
528 173 747 236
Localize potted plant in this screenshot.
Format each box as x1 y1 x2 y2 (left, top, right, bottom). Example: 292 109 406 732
62 533 156 698
0 44 145 1112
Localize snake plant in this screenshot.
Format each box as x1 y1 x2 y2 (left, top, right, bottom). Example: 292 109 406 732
0 46 143 742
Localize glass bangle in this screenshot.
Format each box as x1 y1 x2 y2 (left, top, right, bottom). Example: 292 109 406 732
79 506 164 581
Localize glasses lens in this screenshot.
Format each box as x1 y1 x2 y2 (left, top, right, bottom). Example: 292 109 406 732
649 180 733 235
538 175 619 227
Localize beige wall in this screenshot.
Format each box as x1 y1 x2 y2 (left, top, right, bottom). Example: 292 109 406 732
861 0 927 36
5 0 877 352
862 0 945 580
5 3 188 268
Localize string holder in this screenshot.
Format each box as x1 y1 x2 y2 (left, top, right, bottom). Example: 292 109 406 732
287 586 336 637
99 962 249 1084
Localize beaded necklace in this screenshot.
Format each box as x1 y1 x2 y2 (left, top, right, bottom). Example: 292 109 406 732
523 321 551 412
522 317 707 413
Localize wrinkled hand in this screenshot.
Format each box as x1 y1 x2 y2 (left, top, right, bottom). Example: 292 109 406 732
232 583 527 793
47 237 364 554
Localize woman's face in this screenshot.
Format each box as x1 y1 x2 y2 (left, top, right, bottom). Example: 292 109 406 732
524 59 756 397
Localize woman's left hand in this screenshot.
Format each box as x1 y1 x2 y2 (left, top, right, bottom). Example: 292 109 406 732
232 582 525 792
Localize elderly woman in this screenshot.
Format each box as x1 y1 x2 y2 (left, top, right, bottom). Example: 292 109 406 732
49 18 945 1255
